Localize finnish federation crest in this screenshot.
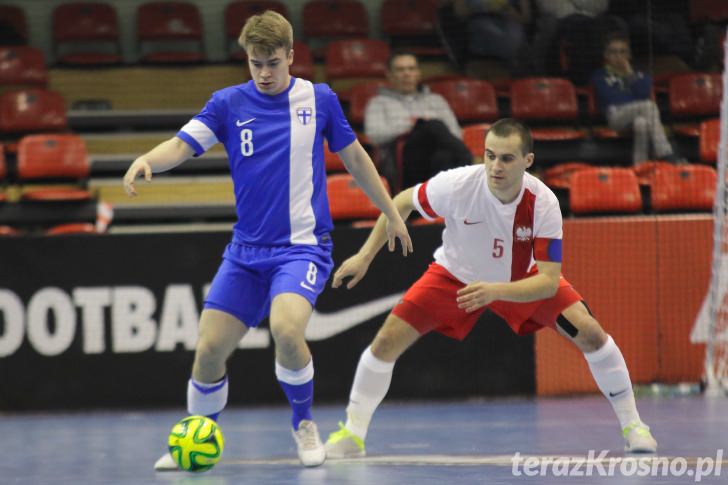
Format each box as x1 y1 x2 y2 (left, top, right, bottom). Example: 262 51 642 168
296 107 313 125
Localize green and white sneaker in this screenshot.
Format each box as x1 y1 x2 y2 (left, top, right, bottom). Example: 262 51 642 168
623 421 657 453
325 422 366 458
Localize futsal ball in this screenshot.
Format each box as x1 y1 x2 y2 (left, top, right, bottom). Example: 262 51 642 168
167 415 225 472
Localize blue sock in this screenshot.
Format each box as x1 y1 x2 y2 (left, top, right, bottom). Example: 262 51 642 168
275 360 314 430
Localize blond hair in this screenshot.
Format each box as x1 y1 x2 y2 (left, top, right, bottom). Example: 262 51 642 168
238 10 293 56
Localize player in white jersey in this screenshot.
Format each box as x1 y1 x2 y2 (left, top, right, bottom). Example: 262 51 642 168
325 118 657 457
122 11 412 469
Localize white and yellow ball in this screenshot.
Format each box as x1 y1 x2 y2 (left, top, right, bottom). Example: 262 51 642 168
167 415 225 472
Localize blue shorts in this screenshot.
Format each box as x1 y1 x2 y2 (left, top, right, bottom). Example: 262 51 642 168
203 241 333 327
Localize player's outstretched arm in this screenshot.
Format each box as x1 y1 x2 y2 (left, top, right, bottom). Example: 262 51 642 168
332 187 416 289
337 140 413 256
123 136 194 197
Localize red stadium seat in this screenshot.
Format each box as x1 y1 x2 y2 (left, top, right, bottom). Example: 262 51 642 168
569 168 642 214
137 2 205 64
632 160 675 186
0 88 67 134
543 162 593 189
17 134 92 202
381 0 438 36
46 223 98 235
0 144 5 203
427 79 498 123
327 173 389 220
0 5 28 44
650 165 716 212
303 0 368 40
348 80 389 125
53 3 122 65
462 123 490 158
0 144 5 181
510 78 585 141
225 1 289 61
324 142 346 172
700 118 720 164
380 0 444 56
325 39 389 80
290 41 315 80
690 0 728 23
0 46 47 87
669 73 722 118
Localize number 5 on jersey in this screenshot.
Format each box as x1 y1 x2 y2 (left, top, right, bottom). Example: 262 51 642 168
240 128 254 156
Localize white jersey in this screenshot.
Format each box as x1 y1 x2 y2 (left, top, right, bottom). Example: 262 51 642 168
412 165 563 284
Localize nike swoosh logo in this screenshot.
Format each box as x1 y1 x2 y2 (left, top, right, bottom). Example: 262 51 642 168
236 118 255 127
300 281 315 292
464 219 483 225
305 293 404 341
292 397 312 404
609 389 629 398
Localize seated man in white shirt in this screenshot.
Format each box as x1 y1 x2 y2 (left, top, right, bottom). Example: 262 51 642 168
364 50 473 190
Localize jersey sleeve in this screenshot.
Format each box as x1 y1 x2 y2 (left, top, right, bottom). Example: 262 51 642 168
321 85 357 152
533 196 563 263
411 170 453 220
176 93 223 157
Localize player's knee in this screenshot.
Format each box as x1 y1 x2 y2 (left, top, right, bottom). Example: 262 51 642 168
270 322 303 350
194 338 226 365
575 316 608 352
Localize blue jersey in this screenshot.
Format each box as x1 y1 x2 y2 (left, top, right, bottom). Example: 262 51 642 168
177 77 356 246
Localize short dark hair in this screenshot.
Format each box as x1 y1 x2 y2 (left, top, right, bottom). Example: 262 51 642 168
489 118 533 155
602 31 630 52
387 49 418 70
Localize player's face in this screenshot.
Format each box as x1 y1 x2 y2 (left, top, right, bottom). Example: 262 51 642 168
248 46 293 95
388 54 420 95
483 132 534 203
604 40 630 68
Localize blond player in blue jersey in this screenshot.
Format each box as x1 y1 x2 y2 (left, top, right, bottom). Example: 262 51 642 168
123 10 412 469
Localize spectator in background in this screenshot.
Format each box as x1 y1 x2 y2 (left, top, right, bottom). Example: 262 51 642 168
608 0 693 67
437 0 532 72
531 0 624 84
591 32 685 166
364 51 473 190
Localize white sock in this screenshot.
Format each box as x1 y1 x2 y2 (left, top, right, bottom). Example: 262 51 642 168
583 335 641 430
187 376 228 417
345 346 395 440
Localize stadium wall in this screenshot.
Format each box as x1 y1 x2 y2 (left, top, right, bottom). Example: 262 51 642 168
0 217 710 410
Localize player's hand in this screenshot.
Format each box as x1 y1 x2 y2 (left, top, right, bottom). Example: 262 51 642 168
123 158 153 197
456 281 498 313
332 253 372 289
385 215 413 256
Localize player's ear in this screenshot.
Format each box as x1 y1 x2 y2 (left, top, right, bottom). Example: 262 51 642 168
287 47 294 66
525 153 535 169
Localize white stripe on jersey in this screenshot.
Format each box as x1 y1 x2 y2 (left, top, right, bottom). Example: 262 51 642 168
288 79 317 245
179 119 218 151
